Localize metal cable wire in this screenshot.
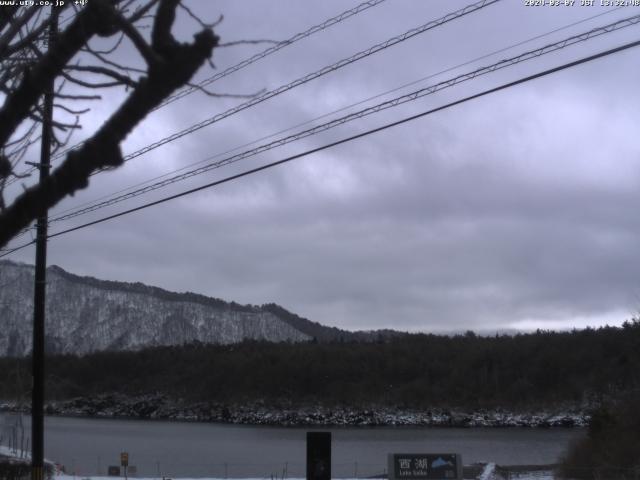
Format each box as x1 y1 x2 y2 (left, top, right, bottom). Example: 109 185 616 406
49 0 501 168
158 0 388 109
23 0 388 176
47 13 640 225
45 5 625 221
45 38 640 243
3 36 640 258
2 6 632 241
0 0 386 238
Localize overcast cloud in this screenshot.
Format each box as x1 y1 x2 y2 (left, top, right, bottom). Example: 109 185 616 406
5 0 640 332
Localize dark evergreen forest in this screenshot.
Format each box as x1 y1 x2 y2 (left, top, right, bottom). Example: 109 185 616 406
1 321 639 408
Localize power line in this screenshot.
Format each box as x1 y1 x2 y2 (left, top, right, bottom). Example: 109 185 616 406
157 0 388 110
17 0 388 180
5 8 637 250
45 38 640 238
48 5 625 221
49 0 501 170
6 8 636 247
48 7 622 221
0 240 35 258
47 12 640 225
2 34 636 259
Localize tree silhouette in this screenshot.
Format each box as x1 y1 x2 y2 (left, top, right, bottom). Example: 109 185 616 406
0 0 219 247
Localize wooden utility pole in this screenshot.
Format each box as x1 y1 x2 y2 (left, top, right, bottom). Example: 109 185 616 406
31 7 57 480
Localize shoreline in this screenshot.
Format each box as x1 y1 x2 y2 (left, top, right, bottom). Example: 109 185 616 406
0 394 591 428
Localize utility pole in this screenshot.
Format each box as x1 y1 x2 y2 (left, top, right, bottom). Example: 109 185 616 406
31 7 57 480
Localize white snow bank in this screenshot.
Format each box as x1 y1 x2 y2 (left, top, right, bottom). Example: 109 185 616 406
0 444 30 460
55 475 555 480
479 462 495 480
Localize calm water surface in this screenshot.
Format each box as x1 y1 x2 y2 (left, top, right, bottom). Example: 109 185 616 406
1 414 584 478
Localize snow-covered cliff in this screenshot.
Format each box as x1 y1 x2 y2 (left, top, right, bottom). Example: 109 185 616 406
0 261 310 356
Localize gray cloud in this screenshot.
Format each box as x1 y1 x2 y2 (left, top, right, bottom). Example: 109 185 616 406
6 0 640 332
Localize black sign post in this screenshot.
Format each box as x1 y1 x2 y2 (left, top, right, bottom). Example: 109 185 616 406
388 454 462 480
306 432 331 480
121 452 129 480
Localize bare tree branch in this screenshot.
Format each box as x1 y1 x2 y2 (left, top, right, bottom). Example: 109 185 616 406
60 70 128 89
53 104 91 115
0 9 14 33
0 0 219 247
185 82 265 99
0 0 124 148
4 121 38 149
152 0 179 53
127 0 161 24
0 7 39 59
82 31 125 55
218 39 279 47
2 16 50 58
55 92 102 101
51 116 80 154
83 42 146 74
113 12 162 66
64 65 139 88
178 3 222 30
28 107 81 131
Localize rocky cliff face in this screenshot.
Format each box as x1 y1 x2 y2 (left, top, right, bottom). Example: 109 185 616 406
0 261 310 356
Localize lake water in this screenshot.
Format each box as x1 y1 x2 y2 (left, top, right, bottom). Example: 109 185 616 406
0 414 584 478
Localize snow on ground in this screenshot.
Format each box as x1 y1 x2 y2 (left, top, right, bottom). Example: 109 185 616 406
479 464 555 480
479 462 495 480
1 397 590 428
497 473 554 480
54 477 275 480
53 478 550 480
0 444 30 460
54 474 556 480
4 449 555 480
3 445 558 479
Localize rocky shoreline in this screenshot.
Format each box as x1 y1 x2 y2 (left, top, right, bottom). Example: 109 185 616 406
0 394 591 428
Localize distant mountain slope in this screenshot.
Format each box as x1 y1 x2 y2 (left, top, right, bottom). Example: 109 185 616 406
0 260 326 356
262 303 407 343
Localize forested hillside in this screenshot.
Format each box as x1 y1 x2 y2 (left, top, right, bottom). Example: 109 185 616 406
0 261 404 356
1 321 639 409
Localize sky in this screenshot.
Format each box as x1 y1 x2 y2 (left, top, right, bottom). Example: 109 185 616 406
3 0 640 333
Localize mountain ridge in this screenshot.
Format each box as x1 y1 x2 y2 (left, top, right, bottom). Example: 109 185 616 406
45 263 256 312
0 260 381 356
